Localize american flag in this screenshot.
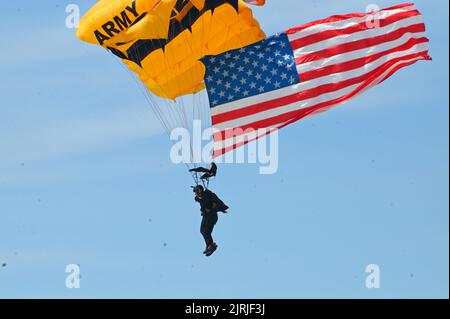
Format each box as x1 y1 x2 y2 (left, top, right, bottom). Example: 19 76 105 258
243 0 265 5
202 3 431 158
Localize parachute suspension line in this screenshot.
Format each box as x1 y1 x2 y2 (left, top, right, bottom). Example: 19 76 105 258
183 92 200 184
202 177 209 190
148 30 202 180
132 39 197 178
193 171 200 186
171 19 206 177
203 90 214 158
179 9 208 169
110 53 171 137
198 89 214 162
142 38 180 135
178 8 208 151
113 48 174 138
110 53 196 183
172 19 198 172
173 8 211 179
178 96 195 168
196 5 207 132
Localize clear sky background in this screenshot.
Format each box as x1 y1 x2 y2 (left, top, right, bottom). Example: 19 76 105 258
0 0 448 298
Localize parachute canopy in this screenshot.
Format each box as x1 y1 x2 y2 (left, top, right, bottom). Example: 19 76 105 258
77 0 266 100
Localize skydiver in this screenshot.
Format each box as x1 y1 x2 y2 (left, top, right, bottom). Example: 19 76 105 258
192 185 229 257
189 162 217 180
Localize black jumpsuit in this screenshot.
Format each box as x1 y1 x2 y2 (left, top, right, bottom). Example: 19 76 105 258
195 190 226 247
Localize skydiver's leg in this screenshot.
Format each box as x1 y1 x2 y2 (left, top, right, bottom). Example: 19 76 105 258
204 213 218 256
200 216 211 247
203 212 218 256
200 213 218 247
200 216 213 247
208 212 218 244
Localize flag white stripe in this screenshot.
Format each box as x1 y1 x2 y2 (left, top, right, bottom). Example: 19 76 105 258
292 14 424 57
300 42 429 83
295 31 426 73
214 84 360 130
287 6 416 42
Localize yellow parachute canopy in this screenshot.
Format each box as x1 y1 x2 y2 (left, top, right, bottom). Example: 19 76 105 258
77 0 266 100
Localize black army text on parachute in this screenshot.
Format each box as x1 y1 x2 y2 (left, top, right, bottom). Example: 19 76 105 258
106 0 240 66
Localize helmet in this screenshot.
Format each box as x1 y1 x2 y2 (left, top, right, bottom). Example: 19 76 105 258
193 185 204 193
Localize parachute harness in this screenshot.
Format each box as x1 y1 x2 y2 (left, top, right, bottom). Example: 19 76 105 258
191 169 212 191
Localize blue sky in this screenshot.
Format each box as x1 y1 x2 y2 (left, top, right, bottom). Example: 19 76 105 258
0 0 448 298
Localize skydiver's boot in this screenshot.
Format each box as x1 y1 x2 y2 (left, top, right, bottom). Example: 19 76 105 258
203 246 209 254
205 243 218 257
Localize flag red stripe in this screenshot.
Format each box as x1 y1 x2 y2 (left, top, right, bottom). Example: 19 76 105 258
295 23 426 65
285 3 415 35
300 36 428 82
289 10 420 50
